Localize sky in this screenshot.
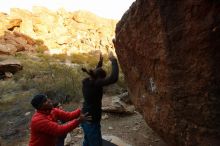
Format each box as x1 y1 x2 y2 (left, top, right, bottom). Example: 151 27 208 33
0 0 135 19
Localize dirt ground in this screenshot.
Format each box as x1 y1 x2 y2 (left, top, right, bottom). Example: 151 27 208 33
0 98 167 146
101 112 167 146
61 101 167 146
62 111 167 146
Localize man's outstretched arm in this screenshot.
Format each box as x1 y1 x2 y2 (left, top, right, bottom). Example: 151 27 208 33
95 52 119 86
96 53 103 68
52 108 81 122
31 116 81 137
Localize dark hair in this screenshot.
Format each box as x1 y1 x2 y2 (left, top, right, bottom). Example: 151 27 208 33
94 68 106 78
31 94 47 109
81 68 95 78
82 67 106 79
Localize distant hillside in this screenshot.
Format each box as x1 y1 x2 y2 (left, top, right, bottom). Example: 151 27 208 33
0 7 117 55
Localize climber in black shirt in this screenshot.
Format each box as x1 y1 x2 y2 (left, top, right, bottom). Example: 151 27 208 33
81 52 119 146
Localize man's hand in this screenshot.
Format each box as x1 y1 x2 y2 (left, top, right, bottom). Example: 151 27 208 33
77 113 92 122
112 38 116 45
108 51 116 61
96 52 103 68
99 52 103 62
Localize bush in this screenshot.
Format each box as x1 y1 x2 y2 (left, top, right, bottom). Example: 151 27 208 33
11 52 126 103
0 80 21 101
35 39 48 53
52 54 68 62
14 57 84 103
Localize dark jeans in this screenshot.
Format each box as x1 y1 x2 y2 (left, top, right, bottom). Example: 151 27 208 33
81 121 102 146
56 134 67 146
56 120 67 146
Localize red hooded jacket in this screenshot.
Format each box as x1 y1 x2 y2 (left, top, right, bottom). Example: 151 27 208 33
29 108 81 146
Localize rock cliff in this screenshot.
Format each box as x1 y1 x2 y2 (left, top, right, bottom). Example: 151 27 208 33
114 0 220 146
0 7 117 55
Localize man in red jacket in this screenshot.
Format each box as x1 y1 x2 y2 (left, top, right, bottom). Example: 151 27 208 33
29 94 85 146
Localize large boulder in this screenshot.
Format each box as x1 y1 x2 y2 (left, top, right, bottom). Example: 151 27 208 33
7 19 22 30
0 31 36 55
0 44 17 55
114 0 220 146
0 59 22 76
102 93 135 114
0 13 9 35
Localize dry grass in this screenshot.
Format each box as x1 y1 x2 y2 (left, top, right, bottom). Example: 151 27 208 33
1 52 126 104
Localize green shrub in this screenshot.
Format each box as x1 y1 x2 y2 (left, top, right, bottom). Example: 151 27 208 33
35 39 48 53
14 58 84 102
12 52 126 103
52 54 68 62
35 46 48 54
0 80 21 101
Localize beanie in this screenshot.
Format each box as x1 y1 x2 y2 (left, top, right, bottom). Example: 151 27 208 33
94 68 106 79
31 94 47 109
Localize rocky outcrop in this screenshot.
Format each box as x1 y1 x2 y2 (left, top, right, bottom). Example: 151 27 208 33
0 31 36 55
0 59 22 79
114 0 220 146
0 7 117 55
102 93 135 114
7 19 22 31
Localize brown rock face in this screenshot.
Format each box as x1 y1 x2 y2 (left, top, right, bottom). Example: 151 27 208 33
0 31 36 55
114 0 220 146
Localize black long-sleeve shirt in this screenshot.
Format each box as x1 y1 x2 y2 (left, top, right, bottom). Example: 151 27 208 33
82 59 119 122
